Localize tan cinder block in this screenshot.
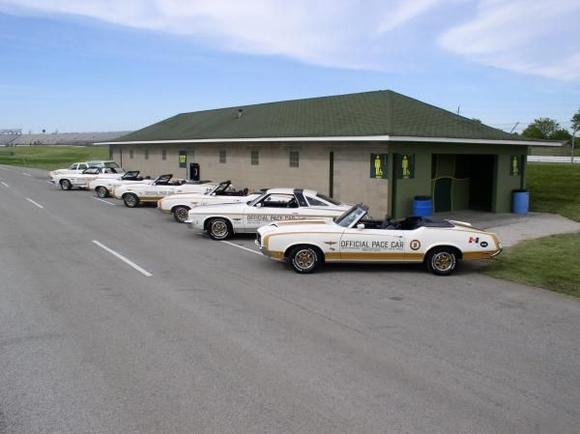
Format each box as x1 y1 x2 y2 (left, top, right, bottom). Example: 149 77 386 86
332 143 389 218
114 142 391 216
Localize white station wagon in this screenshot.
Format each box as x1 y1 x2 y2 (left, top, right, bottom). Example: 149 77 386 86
185 188 350 240
48 160 121 182
256 204 502 275
113 174 216 208
157 180 262 223
52 166 124 190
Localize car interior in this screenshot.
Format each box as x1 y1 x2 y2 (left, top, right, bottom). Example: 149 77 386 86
361 216 454 230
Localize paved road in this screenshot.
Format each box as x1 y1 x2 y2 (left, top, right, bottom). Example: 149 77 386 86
1 165 579 433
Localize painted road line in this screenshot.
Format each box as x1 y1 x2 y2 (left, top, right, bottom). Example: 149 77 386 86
93 197 116 206
21 172 32 177
92 240 153 277
46 181 54 185
26 198 44 209
221 240 262 255
1 181 9 188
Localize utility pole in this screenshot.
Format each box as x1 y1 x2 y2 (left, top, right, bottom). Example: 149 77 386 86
510 122 519 134
572 126 578 164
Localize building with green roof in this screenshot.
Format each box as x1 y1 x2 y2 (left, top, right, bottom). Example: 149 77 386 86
99 90 559 217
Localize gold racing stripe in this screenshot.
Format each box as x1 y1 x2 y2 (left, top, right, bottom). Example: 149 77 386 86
463 251 500 260
326 252 424 261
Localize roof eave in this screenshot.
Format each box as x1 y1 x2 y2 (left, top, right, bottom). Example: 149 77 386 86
94 135 562 147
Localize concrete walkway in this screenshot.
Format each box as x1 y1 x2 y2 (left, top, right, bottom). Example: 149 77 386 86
437 210 580 247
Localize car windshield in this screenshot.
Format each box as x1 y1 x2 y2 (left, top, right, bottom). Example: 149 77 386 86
334 205 368 228
211 181 231 195
248 191 268 206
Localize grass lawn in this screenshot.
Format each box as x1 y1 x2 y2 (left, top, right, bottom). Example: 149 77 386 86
0 146 109 170
527 163 580 221
484 233 580 298
485 163 580 296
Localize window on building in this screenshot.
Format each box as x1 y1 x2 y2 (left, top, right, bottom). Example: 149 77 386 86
219 150 227 164
251 150 259 166
162 149 167 160
129 149 134 159
144 148 149 160
289 151 299 168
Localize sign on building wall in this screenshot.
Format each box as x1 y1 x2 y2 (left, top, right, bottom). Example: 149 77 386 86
396 153 415 179
370 153 388 179
178 150 187 168
510 155 522 176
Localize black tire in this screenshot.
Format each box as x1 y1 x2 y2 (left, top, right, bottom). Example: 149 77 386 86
207 218 231 240
288 245 321 274
60 179 72 190
173 205 191 223
425 247 458 276
96 186 109 198
123 193 140 208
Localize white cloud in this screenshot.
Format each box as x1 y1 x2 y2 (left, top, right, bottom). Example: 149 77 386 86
439 0 580 80
0 0 579 80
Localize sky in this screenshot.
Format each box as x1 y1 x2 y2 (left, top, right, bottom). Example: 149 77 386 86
0 0 579 134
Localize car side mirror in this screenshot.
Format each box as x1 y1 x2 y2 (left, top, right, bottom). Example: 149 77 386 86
356 223 365 229
256 202 263 208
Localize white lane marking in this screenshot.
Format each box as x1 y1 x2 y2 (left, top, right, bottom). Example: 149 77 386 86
1 181 9 188
92 197 116 206
46 181 54 185
92 240 153 277
21 172 32 177
221 240 262 255
26 198 44 209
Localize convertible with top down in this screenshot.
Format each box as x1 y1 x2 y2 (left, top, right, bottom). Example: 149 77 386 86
157 180 262 223
256 204 502 275
113 174 215 207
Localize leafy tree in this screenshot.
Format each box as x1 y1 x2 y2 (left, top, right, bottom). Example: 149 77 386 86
550 129 572 141
571 109 580 134
522 118 560 139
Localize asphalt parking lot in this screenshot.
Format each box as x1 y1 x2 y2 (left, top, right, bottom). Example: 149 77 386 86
1 164 580 433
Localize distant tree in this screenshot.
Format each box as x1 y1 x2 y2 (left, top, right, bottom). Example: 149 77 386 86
550 129 572 141
572 109 580 134
522 118 560 139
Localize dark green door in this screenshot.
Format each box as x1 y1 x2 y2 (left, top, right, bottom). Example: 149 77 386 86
434 177 452 212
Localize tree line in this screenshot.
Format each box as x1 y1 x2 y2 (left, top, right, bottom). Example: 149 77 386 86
521 109 580 141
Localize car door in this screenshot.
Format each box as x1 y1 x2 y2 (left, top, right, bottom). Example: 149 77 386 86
244 193 301 230
339 225 406 262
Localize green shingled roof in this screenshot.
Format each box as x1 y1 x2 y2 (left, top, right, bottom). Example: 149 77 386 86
111 90 536 143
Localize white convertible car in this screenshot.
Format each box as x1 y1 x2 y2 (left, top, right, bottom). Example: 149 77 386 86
52 166 125 190
88 170 149 198
113 174 215 207
256 204 502 275
185 188 350 240
157 180 262 223
48 160 121 181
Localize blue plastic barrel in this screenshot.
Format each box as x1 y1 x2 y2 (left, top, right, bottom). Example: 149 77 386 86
413 196 433 217
512 190 529 215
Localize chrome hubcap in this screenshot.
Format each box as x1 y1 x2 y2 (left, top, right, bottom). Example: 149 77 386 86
126 195 136 205
211 221 228 238
97 187 107 197
294 249 315 270
433 252 454 272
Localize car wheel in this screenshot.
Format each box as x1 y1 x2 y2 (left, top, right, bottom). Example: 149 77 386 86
288 245 321 274
60 179 72 190
96 186 108 198
426 247 458 276
207 218 231 240
123 193 139 208
173 206 191 223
